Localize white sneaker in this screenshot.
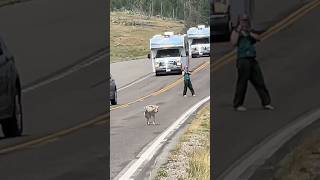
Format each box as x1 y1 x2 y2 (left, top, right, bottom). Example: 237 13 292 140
264 105 275 110
235 106 247 111
183 95 187 97
192 94 196 97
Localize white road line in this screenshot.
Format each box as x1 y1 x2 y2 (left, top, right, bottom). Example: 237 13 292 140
218 107 320 180
22 52 107 93
114 96 210 180
118 73 154 92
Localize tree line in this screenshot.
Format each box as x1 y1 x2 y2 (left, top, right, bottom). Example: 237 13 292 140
111 0 210 27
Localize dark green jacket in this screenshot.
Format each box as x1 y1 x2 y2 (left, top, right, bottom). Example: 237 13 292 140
183 71 191 81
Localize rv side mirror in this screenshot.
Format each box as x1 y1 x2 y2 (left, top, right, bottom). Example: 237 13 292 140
147 54 151 59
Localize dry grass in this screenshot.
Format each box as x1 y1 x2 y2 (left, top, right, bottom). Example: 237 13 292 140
186 105 210 180
274 130 320 180
154 104 210 180
110 11 185 63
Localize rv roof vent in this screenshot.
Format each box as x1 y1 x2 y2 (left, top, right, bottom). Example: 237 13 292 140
164 32 174 36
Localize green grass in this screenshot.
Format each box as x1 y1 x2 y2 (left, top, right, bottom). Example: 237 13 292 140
155 168 169 179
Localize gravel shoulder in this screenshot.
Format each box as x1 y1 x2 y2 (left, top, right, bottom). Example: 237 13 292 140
153 104 210 180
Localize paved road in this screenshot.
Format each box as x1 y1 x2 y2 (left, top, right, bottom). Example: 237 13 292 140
110 58 152 88
0 0 107 86
213 4 320 178
0 0 108 179
110 56 210 179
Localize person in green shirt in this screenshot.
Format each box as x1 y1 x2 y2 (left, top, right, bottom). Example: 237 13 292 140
230 14 274 111
183 66 195 97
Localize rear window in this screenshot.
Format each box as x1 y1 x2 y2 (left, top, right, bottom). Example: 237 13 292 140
214 1 229 13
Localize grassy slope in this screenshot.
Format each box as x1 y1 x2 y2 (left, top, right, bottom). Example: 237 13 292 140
110 11 185 63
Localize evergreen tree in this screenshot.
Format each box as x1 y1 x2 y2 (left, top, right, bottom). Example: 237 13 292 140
111 0 210 26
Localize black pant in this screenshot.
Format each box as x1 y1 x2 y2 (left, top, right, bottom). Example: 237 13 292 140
183 79 195 95
233 58 271 108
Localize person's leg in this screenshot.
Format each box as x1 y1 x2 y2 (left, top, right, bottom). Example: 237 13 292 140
183 80 188 96
188 80 195 95
233 59 251 108
249 60 271 106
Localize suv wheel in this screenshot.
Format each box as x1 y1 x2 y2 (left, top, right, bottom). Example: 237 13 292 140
2 93 23 137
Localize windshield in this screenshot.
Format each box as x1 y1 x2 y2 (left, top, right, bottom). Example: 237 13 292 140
192 38 209 45
156 49 180 58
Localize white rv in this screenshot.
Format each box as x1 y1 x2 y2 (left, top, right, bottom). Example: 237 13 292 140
148 32 189 76
187 25 210 58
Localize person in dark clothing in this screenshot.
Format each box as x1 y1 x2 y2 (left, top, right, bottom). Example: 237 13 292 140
183 66 195 97
230 14 274 111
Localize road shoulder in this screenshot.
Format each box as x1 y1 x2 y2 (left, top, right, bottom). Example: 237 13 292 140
150 104 210 180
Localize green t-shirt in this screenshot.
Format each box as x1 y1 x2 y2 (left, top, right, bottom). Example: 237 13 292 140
184 72 190 81
237 34 257 59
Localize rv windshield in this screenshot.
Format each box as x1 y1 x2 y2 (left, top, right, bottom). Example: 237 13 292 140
156 49 180 58
192 38 209 45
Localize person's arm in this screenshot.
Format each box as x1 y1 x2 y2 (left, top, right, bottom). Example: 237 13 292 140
249 31 260 42
230 30 240 46
231 24 243 46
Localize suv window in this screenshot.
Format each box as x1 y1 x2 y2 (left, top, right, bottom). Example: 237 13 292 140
214 1 229 13
0 44 3 55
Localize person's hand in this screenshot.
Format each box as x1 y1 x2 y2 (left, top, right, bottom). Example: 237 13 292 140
236 25 242 32
240 30 249 36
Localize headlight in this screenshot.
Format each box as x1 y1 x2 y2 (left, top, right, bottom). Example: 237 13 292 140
155 62 160 67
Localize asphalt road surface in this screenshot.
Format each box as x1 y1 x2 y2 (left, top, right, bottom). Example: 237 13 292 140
0 0 107 86
213 4 320 178
0 1 108 179
110 56 210 179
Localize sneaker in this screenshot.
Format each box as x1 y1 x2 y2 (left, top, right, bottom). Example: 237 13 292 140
183 95 187 97
192 94 196 97
235 106 247 112
264 104 274 110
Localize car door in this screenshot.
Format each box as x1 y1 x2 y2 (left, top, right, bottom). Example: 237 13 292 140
0 38 14 119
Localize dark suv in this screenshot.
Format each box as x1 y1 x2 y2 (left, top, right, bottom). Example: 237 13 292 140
110 74 117 105
211 0 232 41
0 36 23 137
